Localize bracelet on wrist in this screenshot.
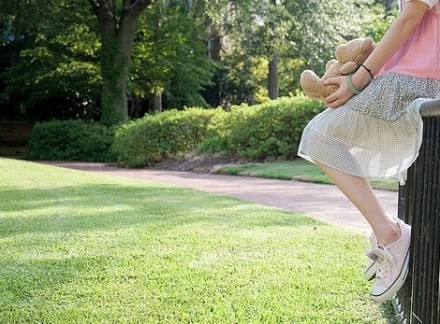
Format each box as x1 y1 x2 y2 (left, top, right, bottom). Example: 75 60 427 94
360 64 374 79
346 73 362 95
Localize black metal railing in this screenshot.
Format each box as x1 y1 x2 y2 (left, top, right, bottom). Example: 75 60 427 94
396 98 440 323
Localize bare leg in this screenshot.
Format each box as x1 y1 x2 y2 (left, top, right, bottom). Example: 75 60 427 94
318 162 400 245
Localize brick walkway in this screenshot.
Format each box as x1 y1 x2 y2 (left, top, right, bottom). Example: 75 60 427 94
44 162 399 234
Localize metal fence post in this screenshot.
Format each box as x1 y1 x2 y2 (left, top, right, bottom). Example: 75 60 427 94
397 98 440 323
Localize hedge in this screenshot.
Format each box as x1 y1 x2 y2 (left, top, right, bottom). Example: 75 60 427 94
199 96 324 160
25 119 116 162
25 96 324 166
112 108 222 167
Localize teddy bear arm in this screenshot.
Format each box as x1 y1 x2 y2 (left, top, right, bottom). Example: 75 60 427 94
339 62 358 75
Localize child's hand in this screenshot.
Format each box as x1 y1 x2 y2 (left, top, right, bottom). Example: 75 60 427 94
323 76 355 108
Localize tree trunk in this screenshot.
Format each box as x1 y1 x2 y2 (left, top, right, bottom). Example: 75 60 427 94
100 38 128 125
268 0 279 100
268 52 279 100
384 0 394 12
208 27 222 61
148 92 162 113
89 0 151 126
129 94 144 119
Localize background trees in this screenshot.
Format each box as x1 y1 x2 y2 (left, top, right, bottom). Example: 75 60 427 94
0 0 396 124
88 0 152 125
1 0 101 121
130 1 214 115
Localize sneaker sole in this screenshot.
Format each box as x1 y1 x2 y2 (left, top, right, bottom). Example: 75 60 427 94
370 247 410 303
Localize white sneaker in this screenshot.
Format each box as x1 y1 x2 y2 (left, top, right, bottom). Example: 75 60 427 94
364 218 405 281
370 222 411 303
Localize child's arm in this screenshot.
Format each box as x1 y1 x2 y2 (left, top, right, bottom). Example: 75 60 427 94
324 0 429 108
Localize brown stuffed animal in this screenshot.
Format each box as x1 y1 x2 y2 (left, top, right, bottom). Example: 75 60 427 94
300 37 376 101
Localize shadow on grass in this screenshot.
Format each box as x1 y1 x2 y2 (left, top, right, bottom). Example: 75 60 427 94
0 160 394 323
0 183 321 238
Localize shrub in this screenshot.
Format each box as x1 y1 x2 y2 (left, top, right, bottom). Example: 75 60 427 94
113 108 222 167
25 120 116 162
199 96 325 160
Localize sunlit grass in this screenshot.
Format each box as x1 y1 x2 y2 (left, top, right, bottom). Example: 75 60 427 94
0 158 394 323
216 159 399 191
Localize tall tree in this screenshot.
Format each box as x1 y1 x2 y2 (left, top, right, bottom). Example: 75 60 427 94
1 0 389 120
222 0 372 103
88 0 152 125
130 0 214 114
0 0 102 121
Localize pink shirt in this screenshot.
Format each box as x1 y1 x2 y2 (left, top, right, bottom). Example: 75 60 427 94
377 0 440 80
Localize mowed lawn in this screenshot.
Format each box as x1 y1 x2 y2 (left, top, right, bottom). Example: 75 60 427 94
216 160 399 192
0 158 391 323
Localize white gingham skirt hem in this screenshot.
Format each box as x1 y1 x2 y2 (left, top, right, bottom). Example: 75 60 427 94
298 73 440 184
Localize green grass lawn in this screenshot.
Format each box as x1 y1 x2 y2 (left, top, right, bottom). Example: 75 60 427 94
216 160 399 192
0 158 393 323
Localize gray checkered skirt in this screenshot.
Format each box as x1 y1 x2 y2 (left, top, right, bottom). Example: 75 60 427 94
298 73 440 183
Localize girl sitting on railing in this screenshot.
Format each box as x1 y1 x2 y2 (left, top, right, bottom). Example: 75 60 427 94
298 0 440 302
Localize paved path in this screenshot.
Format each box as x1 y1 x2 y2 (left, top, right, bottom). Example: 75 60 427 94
44 162 399 234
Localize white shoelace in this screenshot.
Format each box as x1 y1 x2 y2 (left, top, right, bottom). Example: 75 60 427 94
368 244 394 280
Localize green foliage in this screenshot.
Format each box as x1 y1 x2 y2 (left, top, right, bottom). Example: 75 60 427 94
285 0 373 71
114 96 324 167
202 0 374 106
362 5 397 42
278 59 307 98
217 59 260 107
1 0 101 121
1 0 390 123
113 108 221 167
25 120 116 162
5 51 101 120
200 96 325 160
131 2 214 110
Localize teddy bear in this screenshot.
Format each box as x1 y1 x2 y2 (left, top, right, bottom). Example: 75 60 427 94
300 37 376 101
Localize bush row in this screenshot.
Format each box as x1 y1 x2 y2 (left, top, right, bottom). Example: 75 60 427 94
198 97 324 160
25 96 324 166
112 108 219 167
25 120 116 162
